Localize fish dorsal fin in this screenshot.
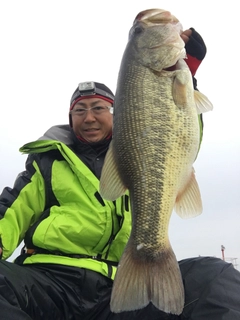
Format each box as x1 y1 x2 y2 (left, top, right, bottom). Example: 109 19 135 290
174 167 202 218
194 90 213 114
99 141 127 201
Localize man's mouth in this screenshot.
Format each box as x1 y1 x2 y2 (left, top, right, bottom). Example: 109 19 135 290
84 128 99 132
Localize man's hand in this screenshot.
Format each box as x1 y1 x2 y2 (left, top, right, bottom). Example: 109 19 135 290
181 28 207 76
181 29 193 44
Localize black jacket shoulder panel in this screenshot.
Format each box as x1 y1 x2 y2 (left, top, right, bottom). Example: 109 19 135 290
0 157 36 218
32 150 62 210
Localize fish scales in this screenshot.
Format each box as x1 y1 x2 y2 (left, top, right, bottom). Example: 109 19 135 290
113 64 199 254
100 8 213 316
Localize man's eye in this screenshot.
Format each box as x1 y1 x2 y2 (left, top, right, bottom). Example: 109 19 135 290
93 106 105 111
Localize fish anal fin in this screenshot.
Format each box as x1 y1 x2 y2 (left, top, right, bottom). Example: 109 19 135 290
194 90 213 114
110 241 184 315
99 142 126 201
175 167 202 218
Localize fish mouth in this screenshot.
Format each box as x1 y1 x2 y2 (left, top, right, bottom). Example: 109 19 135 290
133 8 179 26
163 61 180 71
132 8 184 53
130 8 185 71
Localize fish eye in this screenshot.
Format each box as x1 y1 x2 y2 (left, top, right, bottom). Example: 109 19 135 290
134 26 144 34
128 25 143 39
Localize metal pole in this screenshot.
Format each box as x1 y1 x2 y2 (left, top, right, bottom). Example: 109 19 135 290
221 245 225 261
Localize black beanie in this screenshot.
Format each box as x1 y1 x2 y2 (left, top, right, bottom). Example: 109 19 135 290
70 81 114 109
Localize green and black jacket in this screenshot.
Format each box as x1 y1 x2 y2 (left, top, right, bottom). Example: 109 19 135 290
0 125 131 280
0 114 203 280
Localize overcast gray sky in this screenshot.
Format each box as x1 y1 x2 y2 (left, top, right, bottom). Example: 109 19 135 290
0 1 239 268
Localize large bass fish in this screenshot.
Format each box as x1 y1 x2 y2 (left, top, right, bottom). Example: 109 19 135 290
99 8 213 315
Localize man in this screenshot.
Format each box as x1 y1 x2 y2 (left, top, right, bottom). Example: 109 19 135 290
0 29 239 320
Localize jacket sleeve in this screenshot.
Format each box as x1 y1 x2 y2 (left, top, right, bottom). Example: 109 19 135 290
184 28 206 152
184 28 207 79
0 154 46 259
179 256 240 320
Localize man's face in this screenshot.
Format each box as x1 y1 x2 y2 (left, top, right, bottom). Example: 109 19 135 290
71 97 113 143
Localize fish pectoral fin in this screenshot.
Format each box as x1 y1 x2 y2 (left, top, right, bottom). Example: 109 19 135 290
110 241 184 315
172 71 189 107
174 167 202 218
194 90 213 114
99 141 127 201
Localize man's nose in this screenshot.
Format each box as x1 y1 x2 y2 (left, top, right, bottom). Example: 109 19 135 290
83 109 96 121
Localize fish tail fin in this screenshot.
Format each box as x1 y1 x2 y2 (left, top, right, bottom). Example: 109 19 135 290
150 249 184 314
110 242 184 315
110 243 150 313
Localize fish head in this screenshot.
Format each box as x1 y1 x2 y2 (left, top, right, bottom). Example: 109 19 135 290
128 8 186 71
